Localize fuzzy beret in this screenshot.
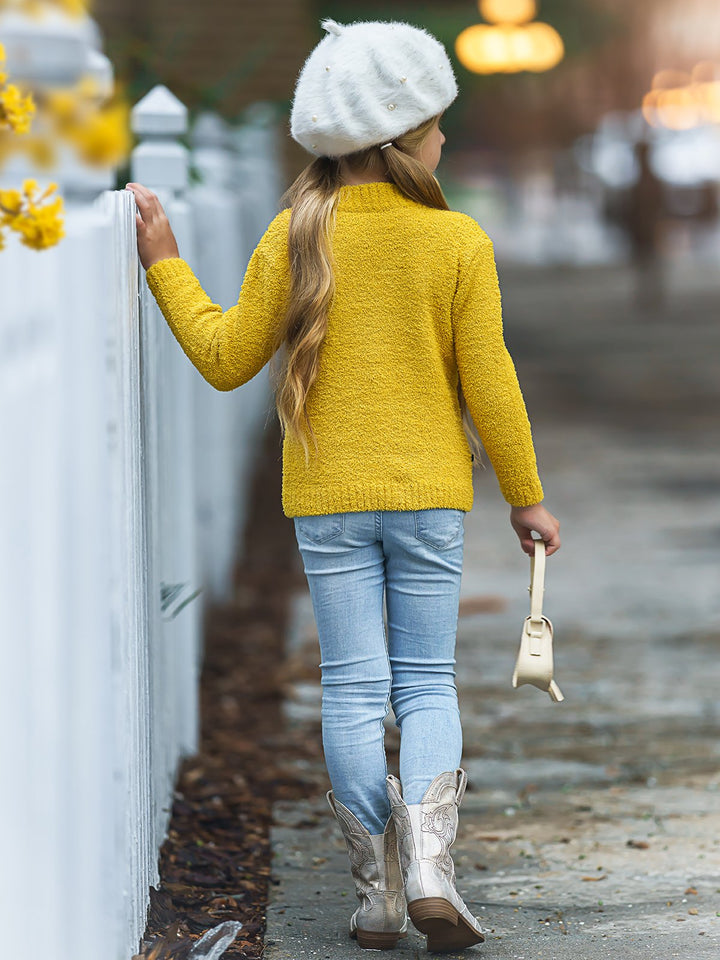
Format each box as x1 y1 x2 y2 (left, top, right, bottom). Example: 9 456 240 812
290 18 458 159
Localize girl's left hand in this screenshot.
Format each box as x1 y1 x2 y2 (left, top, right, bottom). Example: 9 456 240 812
125 182 180 271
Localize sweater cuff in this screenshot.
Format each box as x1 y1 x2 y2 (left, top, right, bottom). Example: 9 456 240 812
502 477 545 507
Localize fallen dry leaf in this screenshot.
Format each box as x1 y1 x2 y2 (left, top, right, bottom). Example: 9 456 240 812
581 875 607 882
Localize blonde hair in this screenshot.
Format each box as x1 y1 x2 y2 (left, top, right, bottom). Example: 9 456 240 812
268 114 484 468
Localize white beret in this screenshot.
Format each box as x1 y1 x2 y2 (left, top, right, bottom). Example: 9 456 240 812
290 18 458 158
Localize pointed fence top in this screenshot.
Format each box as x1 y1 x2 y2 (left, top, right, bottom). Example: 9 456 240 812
132 84 188 136
190 111 232 150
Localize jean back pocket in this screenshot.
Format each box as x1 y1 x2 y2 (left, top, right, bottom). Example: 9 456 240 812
294 512 345 544
414 508 465 549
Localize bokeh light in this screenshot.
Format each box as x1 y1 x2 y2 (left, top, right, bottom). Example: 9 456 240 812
479 0 537 26
643 63 720 130
455 20 564 74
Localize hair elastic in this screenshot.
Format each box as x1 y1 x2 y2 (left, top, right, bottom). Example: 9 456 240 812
380 141 394 150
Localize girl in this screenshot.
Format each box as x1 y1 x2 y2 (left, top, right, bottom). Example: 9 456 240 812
128 17 560 954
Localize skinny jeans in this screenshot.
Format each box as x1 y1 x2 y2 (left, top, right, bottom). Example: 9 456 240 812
293 508 464 835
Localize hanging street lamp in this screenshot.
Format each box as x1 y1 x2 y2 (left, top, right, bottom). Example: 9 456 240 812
455 0 564 75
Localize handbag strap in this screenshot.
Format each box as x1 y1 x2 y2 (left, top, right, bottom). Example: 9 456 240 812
528 538 546 634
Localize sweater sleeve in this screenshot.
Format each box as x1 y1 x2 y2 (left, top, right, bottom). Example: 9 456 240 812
451 230 544 507
144 211 290 391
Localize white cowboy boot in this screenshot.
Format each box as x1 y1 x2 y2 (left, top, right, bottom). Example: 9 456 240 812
386 769 485 952
327 790 409 950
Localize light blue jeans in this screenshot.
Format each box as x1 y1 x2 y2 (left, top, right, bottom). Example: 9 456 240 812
293 508 465 834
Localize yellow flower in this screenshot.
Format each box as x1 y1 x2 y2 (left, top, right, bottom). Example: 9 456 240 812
71 101 132 165
45 88 78 130
0 83 37 133
13 195 66 250
0 187 23 217
0 181 65 251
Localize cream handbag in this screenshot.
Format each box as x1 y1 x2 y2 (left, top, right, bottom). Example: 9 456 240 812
511 538 564 702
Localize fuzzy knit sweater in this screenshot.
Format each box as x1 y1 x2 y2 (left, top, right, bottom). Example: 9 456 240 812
145 180 544 517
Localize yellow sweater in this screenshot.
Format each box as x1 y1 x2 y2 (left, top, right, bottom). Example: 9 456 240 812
145 180 544 517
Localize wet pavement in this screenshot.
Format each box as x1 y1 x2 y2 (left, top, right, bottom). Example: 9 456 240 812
265 259 720 958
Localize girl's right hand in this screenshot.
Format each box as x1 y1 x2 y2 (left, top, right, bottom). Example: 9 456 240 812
125 183 180 271
510 503 561 557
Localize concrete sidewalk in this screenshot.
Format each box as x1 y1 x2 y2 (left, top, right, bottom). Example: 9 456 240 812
265 261 720 959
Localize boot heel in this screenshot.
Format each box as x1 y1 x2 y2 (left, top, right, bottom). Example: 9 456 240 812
409 896 459 928
354 928 404 950
409 897 485 952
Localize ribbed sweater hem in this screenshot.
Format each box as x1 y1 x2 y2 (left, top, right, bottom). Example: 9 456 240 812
282 479 475 518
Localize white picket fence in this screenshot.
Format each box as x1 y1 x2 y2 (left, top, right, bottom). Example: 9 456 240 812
0 10 284 960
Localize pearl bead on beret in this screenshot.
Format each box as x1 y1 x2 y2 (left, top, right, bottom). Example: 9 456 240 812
290 18 458 158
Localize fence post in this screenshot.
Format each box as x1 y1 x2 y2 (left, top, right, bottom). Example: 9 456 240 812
130 85 202 855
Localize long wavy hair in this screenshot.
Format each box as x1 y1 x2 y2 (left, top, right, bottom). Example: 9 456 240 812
268 113 484 468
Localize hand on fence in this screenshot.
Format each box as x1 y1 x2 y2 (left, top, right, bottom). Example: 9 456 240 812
125 182 180 271
509 502 561 557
